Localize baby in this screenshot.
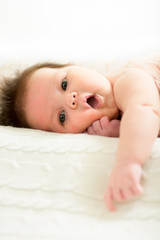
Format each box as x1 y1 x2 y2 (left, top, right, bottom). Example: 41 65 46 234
0 60 160 211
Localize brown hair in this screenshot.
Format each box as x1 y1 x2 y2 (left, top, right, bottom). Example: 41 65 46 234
0 62 71 128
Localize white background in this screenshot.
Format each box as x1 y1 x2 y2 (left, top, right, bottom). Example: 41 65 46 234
0 0 160 62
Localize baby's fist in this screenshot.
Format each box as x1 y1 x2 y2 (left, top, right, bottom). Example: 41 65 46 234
87 116 120 137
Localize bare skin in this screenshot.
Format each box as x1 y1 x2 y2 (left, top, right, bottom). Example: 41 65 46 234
24 62 160 211
88 67 160 211
86 116 120 137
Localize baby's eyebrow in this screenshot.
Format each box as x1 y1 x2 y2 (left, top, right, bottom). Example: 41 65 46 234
56 71 68 84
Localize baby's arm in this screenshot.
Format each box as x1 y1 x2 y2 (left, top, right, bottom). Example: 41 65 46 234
86 116 120 137
104 69 160 211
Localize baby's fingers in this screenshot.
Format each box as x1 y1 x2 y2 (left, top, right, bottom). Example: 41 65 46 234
119 183 143 202
112 188 126 202
132 183 144 196
120 187 135 201
99 116 110 128
92 120 103 133
87 126 96 135
104 188 115 212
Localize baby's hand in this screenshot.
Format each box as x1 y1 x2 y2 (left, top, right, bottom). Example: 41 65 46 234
104 162 144 211
86 116 120 137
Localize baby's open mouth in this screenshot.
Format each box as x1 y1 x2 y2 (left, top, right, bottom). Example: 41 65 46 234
86 95 99 108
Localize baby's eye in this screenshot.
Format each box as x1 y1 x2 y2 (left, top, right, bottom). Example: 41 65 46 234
59 111 65 124
61 79 67 91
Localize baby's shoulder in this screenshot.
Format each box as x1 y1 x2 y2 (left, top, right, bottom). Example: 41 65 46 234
123 59 160 81
108 58 160 87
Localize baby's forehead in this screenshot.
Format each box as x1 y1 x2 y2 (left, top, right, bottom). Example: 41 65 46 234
34 67 58 75
30 65 93 84
28 67 60 83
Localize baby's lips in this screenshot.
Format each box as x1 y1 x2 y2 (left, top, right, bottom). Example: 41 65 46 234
79 95 92 109
79 94 104 109
94 94 103 108
84 94 104 109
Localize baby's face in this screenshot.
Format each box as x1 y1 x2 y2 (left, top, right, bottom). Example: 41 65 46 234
24 66 118 133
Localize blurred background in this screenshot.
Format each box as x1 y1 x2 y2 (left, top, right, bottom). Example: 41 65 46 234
0 0 159 63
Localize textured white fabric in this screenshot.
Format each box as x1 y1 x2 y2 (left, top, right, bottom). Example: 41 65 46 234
0 126 160 240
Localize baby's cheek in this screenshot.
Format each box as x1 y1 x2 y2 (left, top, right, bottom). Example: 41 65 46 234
68 118 87 133
69 111 104 133
85 111 104 127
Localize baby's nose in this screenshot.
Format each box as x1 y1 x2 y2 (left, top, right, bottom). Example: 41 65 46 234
66 92 78 109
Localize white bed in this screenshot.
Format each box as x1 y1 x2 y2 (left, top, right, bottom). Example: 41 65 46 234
0 60 160 240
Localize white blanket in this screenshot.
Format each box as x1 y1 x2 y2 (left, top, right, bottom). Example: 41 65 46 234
0 126 160 240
